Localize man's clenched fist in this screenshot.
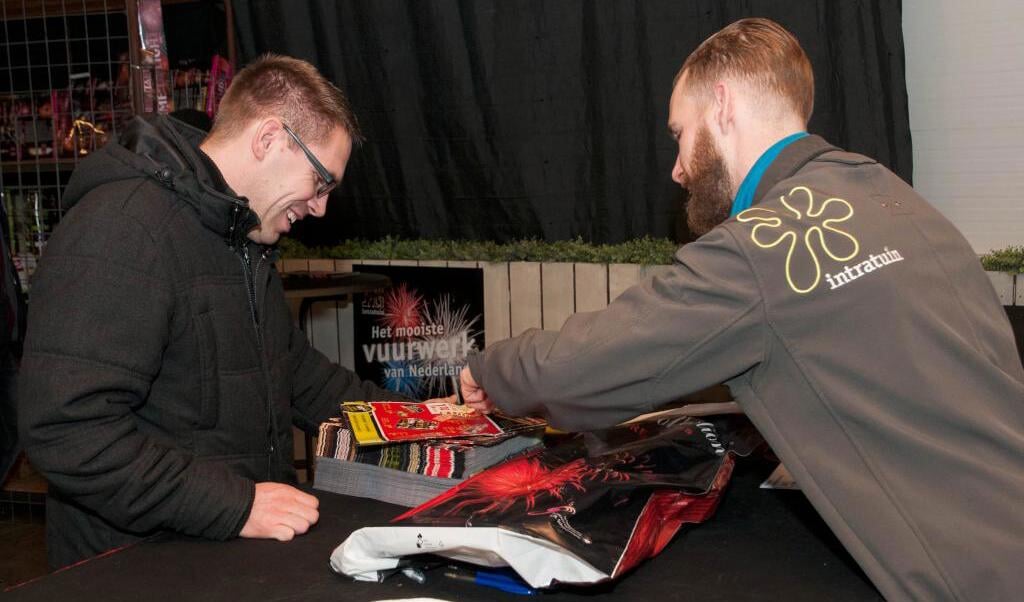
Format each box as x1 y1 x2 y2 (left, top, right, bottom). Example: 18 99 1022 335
240 482 319 541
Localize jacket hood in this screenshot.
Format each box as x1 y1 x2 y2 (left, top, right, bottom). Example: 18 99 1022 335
62 115 259 244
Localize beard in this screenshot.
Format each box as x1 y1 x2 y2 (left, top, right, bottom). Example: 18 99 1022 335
683 126 734 237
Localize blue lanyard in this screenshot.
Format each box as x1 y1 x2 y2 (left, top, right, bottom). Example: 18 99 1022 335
729 131 808 217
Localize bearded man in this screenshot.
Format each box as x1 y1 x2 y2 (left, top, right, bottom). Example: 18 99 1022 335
457 18 1024 601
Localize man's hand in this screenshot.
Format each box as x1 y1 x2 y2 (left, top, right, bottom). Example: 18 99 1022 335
423 394 458 404
460 366 496 414
239 482 319 541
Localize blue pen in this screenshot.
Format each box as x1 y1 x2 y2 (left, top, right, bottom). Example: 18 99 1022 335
442 567 537 595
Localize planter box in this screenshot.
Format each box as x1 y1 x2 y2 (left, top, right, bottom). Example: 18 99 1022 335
278 261 1023 371
987 271 1016 306
278 259 675 359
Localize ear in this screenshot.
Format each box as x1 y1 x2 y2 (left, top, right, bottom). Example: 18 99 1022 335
710 81 735 136
250 118 283 162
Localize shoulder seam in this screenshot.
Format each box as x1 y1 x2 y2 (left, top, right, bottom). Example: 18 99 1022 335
720 226 771 369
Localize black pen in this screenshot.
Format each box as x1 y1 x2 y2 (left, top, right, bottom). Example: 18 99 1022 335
451 374 465 405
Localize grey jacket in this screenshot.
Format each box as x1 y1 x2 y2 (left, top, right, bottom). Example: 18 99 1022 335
468 135 1024 601
18 116 399 568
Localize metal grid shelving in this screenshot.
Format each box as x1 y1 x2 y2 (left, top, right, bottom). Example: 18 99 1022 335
1 0 133 288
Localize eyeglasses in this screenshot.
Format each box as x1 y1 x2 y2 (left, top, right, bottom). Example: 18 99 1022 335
281 122 337 198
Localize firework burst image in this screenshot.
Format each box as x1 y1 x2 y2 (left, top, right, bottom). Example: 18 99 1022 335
442 455 590 516
381 283 424 333
394 449 645 524
412 294 482 397
354 266 486 399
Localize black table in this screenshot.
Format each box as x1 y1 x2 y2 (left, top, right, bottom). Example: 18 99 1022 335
5 460 881 601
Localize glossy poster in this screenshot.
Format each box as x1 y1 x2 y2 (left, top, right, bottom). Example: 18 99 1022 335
353 265 484 399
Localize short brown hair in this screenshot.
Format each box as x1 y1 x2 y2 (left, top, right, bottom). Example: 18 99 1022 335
208 54 363 145
676 18 814 123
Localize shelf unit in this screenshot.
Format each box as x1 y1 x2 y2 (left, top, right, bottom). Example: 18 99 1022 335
1 1 134 286
0 0 233 289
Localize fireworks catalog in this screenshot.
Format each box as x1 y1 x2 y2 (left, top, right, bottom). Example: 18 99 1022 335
342 401 506 446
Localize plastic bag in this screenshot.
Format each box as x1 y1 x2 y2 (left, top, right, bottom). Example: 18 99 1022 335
332 413 762 588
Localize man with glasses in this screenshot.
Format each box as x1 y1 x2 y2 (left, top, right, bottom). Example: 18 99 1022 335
18 55 412 568
282 123 338 198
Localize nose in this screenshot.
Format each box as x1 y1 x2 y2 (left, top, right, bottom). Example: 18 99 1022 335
671 154 685 185
308 195 327 218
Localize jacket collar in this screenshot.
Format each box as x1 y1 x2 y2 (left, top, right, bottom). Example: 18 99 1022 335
751 134 839 204
117 115 261 247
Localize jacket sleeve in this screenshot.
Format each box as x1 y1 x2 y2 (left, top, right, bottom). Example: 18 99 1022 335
288 325 412 433
467 227 765 432
18 197 253 540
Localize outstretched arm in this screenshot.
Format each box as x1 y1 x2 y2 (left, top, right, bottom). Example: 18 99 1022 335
464 228 764 432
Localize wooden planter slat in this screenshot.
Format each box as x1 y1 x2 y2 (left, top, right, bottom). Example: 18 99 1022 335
308 259 334 272
483 262 512 344
541 262 574 331
574 263 609 312
278 258 309 273
987 271 1015 305
609 263 643 303
509 262 542 337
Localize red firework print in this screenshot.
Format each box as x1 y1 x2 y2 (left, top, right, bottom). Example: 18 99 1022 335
394 454 591 520
381 284 423 333
614 455 735 577
391 414 763 581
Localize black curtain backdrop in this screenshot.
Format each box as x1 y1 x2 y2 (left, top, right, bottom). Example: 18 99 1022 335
233 0 911 246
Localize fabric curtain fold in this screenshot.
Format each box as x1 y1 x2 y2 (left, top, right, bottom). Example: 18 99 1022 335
234 0 911 246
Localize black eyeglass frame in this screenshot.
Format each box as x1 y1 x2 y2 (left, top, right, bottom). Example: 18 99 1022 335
281 123 337 198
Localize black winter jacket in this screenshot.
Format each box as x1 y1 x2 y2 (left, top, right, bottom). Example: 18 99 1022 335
18 116 399 568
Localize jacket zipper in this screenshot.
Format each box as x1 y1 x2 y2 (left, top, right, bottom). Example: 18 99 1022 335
238 244 277 476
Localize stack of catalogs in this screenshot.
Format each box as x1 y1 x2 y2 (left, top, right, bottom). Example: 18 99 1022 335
313 412 546 507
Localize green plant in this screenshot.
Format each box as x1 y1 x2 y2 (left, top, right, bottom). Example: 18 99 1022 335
277 236 678 265
980 246 1024 274
280 238 1024 272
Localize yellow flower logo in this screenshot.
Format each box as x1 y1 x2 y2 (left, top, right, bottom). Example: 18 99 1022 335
736 186 859 294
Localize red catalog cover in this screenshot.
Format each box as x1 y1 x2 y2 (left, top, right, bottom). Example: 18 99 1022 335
342 401 505 446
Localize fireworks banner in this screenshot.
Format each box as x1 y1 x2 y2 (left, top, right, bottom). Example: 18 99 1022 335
353 265 484 400
331 414 764 588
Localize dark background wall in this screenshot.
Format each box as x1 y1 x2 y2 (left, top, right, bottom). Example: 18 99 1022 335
234 0 911 246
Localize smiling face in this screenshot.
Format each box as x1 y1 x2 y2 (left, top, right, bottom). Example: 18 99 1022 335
668 76 734 237
246 124 353 245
